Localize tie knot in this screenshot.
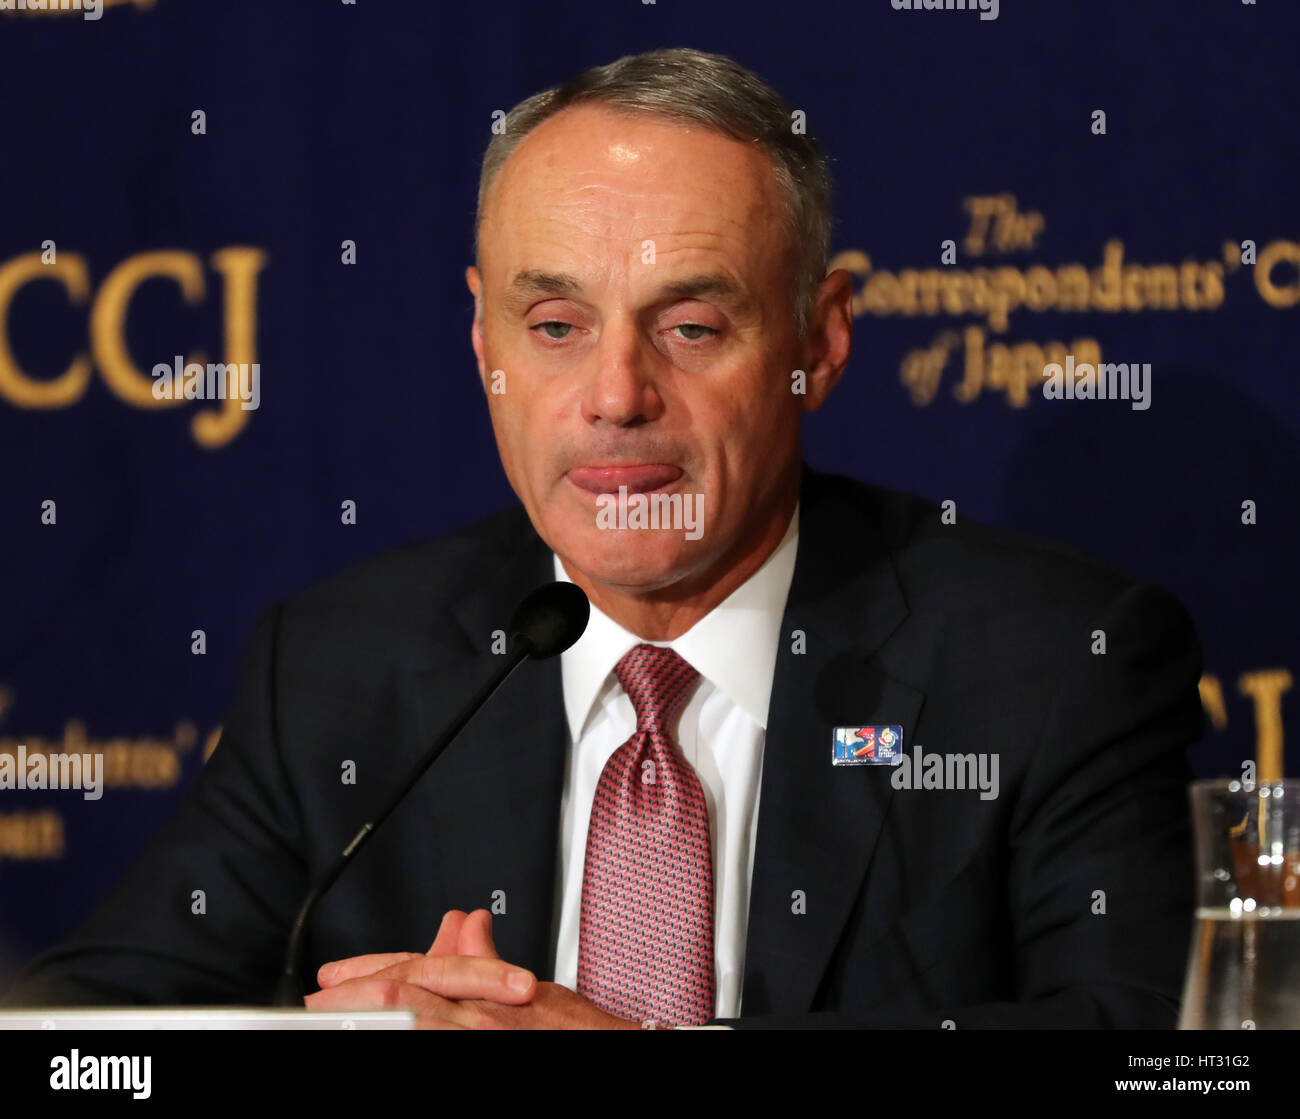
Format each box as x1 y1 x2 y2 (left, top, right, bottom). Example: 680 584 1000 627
614 643 700 733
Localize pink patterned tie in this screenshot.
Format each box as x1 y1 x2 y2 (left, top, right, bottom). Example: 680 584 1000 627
576 643 715 1025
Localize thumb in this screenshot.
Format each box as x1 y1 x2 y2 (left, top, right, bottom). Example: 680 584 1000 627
456 908 499 958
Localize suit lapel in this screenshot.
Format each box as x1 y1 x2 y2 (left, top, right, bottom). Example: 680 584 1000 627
406 515 567 976
742 468 924 1014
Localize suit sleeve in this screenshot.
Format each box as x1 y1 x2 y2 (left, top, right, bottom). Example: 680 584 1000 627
717 582 1205 1029
1 605 308 1007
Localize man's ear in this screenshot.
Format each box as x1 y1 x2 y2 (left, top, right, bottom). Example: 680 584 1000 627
799 268 854 412
466 265 487 384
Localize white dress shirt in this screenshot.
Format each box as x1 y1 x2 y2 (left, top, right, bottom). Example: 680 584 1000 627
548 504 800 1019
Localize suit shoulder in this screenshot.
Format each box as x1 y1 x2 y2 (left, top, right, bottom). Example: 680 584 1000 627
269 503 536 659
818 472 1183 621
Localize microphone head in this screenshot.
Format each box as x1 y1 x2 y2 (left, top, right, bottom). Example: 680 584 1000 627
509 581 590 658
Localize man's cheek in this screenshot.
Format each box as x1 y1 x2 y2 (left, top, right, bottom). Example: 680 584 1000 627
486 395 524 454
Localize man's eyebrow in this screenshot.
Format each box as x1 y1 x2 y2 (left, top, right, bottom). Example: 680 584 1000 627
502 270 750 312
655 273 746 305
506 270 583 303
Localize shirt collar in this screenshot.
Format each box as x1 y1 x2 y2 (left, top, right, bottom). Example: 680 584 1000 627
553 502 800 739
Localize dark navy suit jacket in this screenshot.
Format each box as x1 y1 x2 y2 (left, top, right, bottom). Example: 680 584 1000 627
3 467 1204 1027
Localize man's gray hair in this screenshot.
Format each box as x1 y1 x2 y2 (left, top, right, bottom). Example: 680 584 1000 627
475 48 832 336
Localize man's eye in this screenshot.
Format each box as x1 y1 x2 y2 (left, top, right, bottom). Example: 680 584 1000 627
533 321 572 340
673 323 717 341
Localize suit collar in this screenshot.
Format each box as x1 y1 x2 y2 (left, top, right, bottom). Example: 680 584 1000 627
550 501 800 739
447 507 554 656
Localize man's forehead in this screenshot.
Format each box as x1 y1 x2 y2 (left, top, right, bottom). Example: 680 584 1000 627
479 105 782 265
497 103 775 195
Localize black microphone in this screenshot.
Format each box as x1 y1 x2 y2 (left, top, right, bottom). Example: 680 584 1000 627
271 580 589 1007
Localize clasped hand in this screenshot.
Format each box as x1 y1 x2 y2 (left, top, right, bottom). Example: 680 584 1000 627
304 908 644 1029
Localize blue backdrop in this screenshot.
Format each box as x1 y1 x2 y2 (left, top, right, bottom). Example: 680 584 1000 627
1 0 1296 989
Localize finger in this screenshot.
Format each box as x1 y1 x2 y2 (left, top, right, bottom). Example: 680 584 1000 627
372 953 535 1003
456 909 499 959
427 910 469 956
306 978 493 1029
305 978 460 1016
317 951 419 987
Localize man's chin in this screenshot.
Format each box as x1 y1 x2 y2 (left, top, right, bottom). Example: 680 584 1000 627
550 529 706 597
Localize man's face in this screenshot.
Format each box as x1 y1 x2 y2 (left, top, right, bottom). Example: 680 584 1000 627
468 104 826 598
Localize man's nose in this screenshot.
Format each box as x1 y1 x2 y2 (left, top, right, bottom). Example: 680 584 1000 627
580 318 664 426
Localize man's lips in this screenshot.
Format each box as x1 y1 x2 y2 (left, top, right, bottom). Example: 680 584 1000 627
566 464 683 495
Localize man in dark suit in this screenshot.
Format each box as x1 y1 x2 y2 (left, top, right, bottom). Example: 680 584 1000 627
3 48 1202 1028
